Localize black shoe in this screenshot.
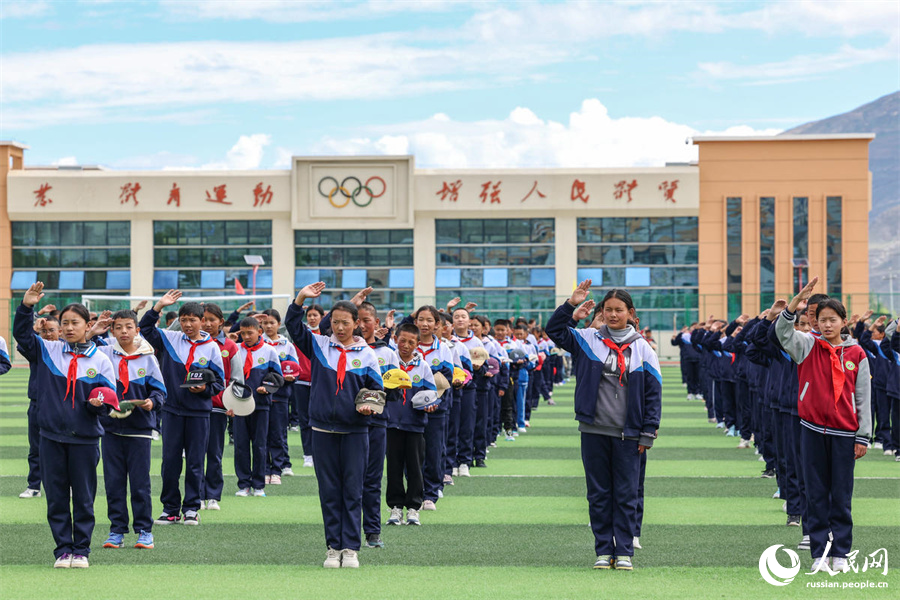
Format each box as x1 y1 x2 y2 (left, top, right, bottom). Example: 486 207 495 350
474 459 487 468
761 469 776 479
787 514 801 527
365 533 384 548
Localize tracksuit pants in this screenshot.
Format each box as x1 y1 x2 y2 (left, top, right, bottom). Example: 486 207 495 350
778 411 802 515
160 411 209 515
386 428 425 510
515 369 529 428
581 432 640 557
473 388 489 461
234 410 269 490
26 400 41 491
457 386 477 466
800 427 856 559
423 413 446 502
872 388 890 446
789 414 809 535
40 437 100 559
684 361 701 396
719 380 736 428
203 411 227 501
102 432 152 534
501 381 517 432
313 430 368 551
737 381 752 440
445 390 460 474
635 450 647 538
295 384 313 457
890 395 900 452
705 379 716 420
267 398 290 475
363 425 386 535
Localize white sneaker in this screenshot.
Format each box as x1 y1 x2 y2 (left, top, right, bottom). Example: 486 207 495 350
489 442 497 448
458 464 470 477
199 500 207 510
633 536 642 549
452 467 459 477
70 554 89 568
282 467 295 476
252 488 266 497
437 489 444 498
323 547 341 568
512 431 519 437
687 394 695 401
884 449 895 456
341 549 359 568
386 507 403 526
758 456 766 462
206 499 220 510
811 556 831 573
270 475 282 485
235 488 251 497
737 439 751 449
19 488 41 498
422 500 436 511
54 554 72 568
406 508 420 525
518 427 526 434
303 455 314 468
265 475 271 484
832 557 849 572
151 430 160 441
782 501 787 513
873 442 883 450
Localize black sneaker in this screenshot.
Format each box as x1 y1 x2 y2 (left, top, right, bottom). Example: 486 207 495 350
474 459 487 468
182 510 200 525
787 514 801 527
365 533 384 548
761 469 776 478
154 512 181 525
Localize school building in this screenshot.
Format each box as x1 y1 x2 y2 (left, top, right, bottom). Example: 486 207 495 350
0 134 873 350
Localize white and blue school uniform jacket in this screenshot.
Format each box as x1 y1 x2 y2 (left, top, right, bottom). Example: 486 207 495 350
139 308 225 417
385 352 436 433
369 339 399 428
0 335 11 375
97 338 167 435
14 304 116 444
416 335 454 415
234 341 283 410
284 302 383 434
264 333 299 402
546 301 662 444
454 331 485 386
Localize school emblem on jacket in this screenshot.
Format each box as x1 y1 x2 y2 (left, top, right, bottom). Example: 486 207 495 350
280 352 287 359
378 357 385 366
412 375 421 383
86 368 97 378
257 357 265 364
432 358 439 366
221 350 230 358
198 357 208 366
845 361 856 371
137 368 146 377
352 359 362 368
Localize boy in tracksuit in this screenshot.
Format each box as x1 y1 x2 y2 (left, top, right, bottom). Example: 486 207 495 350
285 284 384 569
515 323 539 426
97 310 167 550
261 309 299 483
140 290 225 526
451 308 485 474
855 317 890 450
881 320 900 457
233 317 283 496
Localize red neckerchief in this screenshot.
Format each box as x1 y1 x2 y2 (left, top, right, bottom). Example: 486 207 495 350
815 338 845 408
185 337 214 375
118 354 142 395
334 346 349 395
310 327 320 335
65 350 88 408
456 332 474 344
399 360 416 403
242 339 264 379
418 336 439 359
602 338 631 387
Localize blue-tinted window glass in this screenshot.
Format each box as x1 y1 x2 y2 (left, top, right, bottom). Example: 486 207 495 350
389 268 414 289
625 267 651 287
483 268 508 288
577 268 603 285
436 269 461 288
295 269 320 288
106 271 131 290
201 270 226 289
253 269 273 289
827 197 842 296
760 197 776 306
58 271 85 290
341 269 367 289
153 270 179 290
10 271 37 289
530 268 555 287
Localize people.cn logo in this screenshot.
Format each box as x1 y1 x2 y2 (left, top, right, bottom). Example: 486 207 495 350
318 176 386 208
759 544 801 586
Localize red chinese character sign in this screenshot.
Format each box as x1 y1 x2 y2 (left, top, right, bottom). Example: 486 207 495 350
168 183 181 207
479 181 502 204
436 180 462 202
206 184 231 205
253 182 273 207
520 181 546 203
614 179 638 202
119 182 141 206
571 179 589 203
658 180 679 203
33 183 53 207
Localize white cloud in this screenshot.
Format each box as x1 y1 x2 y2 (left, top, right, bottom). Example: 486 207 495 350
201 134 271 169
159 0 469 22
1 0 50 19
51 156 79 166
311 99 781 168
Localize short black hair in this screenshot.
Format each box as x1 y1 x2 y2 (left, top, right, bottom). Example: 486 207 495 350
494 319 511 328
178 302 204 319
43 315 60 325
513 322 527 331
807 294 830 307
262 308 282 323
239 316 261 330
203 303 225 321
111 310 138 326
165 311 178 323
815 298 847 321
358 301 377 318
396 323 419 337
306 304 325 317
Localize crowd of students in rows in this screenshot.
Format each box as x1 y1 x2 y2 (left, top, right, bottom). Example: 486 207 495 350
671 277 897 573
0 282 569 570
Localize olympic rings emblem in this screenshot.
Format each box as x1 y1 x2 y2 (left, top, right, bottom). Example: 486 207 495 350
318 176 386 208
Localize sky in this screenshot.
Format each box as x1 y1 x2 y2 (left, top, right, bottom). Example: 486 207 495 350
1 0 898 170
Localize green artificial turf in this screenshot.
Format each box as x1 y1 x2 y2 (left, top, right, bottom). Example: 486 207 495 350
1 366 897 600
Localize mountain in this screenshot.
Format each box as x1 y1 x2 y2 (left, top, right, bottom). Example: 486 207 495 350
783 91 899 297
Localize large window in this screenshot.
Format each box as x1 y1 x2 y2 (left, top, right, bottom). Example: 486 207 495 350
153 220 272 297
435 219 555 320
759 197 776 310
726 197 742 317
11 221 131 292
793 197 809 293
827 196 842 297
294 229 414 313
577 217 698 329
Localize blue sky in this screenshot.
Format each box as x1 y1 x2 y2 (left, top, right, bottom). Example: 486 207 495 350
2 0 898 169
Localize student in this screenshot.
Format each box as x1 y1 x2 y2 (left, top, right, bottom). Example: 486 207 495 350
451 307 488 469
441 313 466 481
140 290 225 526
514 321 539 427
492 319 520 440
0 334 9 376
93 310 166 551
261 308 299 483
17 316 60 498
546 281 662 571
284 283 383 569
291 304 323 468
200 303 242 511
386 323 437 525
854 315 890 451
164 312 178 328
880 319 900 460
14 283 116 569
476 316 508 444
774 277 871 573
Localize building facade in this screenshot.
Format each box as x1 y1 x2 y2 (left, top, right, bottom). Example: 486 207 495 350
0 135 873 349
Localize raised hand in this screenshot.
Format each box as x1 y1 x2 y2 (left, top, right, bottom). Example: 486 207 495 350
88 313 113 338
445 297 462 312
350 287 374 307
134 299 149 312
295 282 326 305
573 299 595 322
23 282 45 307
33 317 47 333
569 279 592 306
861 309 875 322
789 276 818 313
237 300 256 313
154 290 182 312
873 315 888 329
384 309 396 330
464 301 478 312
737 314 750 325
768 298 788 319
37 303 57 316
375 327 389 340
